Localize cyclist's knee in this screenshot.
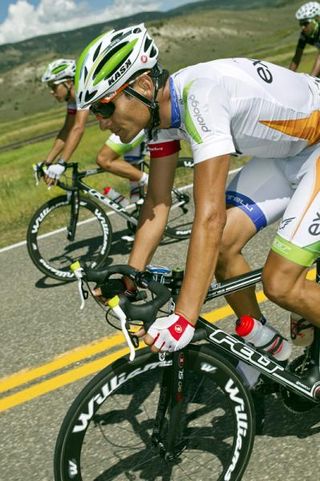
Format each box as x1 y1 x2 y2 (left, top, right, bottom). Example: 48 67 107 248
262 264 303 309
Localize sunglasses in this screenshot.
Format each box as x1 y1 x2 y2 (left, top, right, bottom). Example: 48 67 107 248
90 101 116 119
299 19 311 26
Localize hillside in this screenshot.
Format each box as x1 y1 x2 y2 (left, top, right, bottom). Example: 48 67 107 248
0 0 303 122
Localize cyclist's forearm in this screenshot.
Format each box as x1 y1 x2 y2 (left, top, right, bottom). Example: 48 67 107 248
128 201 169 270
59 124 85 162
46 138 65 163
175 213 225 324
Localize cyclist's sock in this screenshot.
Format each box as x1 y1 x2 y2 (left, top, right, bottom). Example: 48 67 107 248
139 172 148 185
130 174 148 203
129 182 141 203
237 362 260 388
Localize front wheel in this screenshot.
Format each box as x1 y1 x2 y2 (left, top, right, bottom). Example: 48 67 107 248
27 195 112 281
54 345 255 481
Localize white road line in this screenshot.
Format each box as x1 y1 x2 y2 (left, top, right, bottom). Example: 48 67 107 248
0 167 242 254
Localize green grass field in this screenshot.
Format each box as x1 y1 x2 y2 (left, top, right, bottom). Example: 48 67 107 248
0 0 317 248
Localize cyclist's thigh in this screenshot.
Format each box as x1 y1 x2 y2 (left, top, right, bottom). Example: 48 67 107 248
272 145 320 267
226 156 294 232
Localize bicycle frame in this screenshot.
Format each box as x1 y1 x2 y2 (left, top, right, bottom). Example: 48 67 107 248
59 163 145 228
150 264 320 460
58 162 191 234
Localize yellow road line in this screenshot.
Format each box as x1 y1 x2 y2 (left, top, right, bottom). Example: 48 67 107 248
0 331 125 393
0 347 129 412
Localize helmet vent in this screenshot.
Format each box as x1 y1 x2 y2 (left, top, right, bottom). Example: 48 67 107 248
144 37 152 52
133 27 142 34
111 32 125 43
78 92 83 102
83 66 88 81
150 46 157 58
85 90 98 102
94 42 129 78
93 43 102 62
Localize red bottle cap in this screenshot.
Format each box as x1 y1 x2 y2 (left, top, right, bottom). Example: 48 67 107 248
235 315 254 337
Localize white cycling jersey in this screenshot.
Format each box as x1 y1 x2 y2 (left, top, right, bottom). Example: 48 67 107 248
149 58 320 267
151 57 320 163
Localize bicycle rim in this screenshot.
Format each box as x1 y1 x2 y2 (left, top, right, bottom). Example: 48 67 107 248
54 346 255 481
27 195 112 281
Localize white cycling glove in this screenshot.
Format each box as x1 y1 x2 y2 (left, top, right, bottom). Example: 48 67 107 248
46 160 66 180
147 313 195 352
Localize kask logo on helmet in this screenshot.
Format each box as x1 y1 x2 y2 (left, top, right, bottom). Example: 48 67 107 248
108 59 132 87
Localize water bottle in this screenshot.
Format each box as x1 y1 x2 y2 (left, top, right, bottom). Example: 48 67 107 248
103 186 129 207
235 315 292 361
290 312 314 347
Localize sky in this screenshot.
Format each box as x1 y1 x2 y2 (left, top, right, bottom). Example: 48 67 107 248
0 0 202 45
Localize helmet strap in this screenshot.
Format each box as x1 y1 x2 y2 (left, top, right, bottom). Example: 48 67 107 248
62 81 72 102
124 84 160 140
309 18 319 38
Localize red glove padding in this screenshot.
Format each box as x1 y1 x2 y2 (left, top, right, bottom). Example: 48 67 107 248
147 313 195 352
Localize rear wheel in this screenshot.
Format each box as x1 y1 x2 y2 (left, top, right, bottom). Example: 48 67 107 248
27 195 112 281
54 345 255 481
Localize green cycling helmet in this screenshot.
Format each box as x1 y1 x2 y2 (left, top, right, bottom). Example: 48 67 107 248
75 23 158 108
42 59 76 84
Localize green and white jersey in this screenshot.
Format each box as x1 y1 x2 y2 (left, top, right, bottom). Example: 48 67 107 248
151 57 320 164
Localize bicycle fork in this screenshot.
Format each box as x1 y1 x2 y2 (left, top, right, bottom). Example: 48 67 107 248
151 351 188 462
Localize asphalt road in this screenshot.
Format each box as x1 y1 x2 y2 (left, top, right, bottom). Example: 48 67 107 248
1 199 319 481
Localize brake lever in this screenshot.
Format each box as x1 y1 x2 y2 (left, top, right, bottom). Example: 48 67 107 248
107 296 136 362
71 262 88 310
33 163 46 186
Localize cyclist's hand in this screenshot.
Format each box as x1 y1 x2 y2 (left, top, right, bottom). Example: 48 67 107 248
93 277 137 304
141 313 195 352
44 160 66 186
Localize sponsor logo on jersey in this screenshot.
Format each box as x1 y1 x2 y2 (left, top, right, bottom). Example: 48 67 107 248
308 211 320 236
189 94 211 133
251 59 273 84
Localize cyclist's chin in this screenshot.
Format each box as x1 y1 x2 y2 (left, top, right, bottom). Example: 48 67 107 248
118 130 135 144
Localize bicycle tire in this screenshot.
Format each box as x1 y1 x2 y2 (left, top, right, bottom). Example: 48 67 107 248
27 195 112 281
54 345 255 481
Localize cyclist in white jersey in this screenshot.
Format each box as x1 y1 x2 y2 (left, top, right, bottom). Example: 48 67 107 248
76 24 320 353
41 59 148 196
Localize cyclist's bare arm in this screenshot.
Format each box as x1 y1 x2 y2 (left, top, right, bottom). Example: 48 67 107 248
45 112 76 163
175 154 230 324
128 152 178 270
311 49 320 76
96 143 142 181
58 109 89 162
289 46 304 71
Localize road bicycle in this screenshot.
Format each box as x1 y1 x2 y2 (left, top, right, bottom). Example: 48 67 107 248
27 157 193 282
54 261 320 481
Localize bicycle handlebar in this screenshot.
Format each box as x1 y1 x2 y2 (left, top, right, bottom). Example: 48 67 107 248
71 262 172 361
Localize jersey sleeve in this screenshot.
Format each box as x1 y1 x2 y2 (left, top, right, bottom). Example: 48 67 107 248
106 131 145 155
67 101 77 115
148 128 181 158
182 78 236 164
